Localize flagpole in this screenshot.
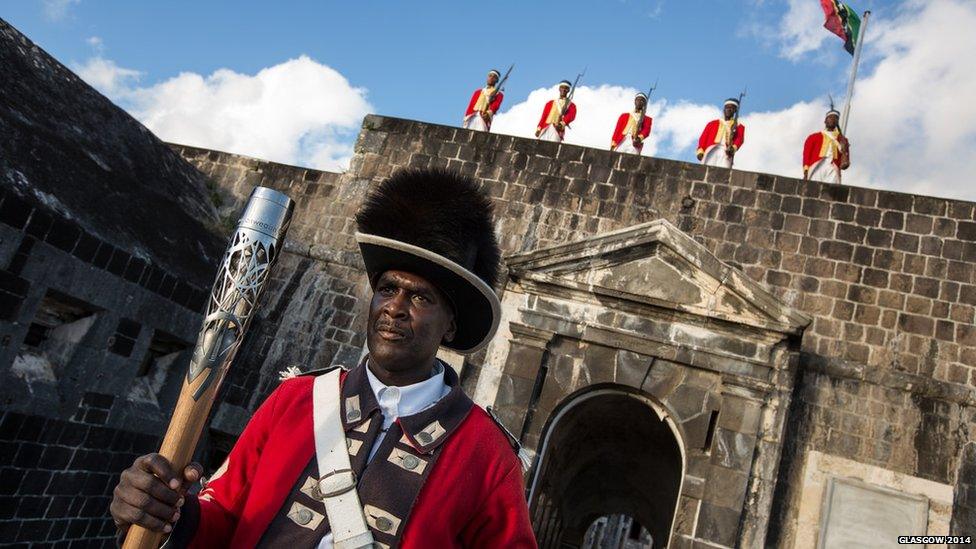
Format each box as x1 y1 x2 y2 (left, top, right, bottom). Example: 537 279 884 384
840 10 870 133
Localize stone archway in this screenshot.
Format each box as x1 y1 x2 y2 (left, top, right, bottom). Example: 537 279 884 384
475 219 812 547
529 387 685 548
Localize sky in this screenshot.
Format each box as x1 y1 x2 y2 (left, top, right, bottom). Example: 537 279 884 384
3 0 975 202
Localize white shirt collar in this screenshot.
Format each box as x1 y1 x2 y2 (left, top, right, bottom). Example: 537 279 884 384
365 360 450 428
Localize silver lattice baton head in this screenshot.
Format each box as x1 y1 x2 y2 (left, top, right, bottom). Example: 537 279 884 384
187 186 295 398
239 187 295 240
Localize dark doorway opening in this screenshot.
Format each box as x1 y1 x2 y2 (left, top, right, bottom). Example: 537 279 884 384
529 389 683 548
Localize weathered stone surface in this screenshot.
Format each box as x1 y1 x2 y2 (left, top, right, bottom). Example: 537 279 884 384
0 21 223 284
711 428 756 473
697 502 741 547
0 19 225 546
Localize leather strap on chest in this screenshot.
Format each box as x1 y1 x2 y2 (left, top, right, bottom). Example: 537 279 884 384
313 370 375 549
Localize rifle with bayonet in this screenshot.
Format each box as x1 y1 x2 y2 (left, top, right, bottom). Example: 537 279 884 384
485 64 513 111
632 80 657 146
558 69 585 130
728 87 746 165
829 93 851 170
483 64 513 130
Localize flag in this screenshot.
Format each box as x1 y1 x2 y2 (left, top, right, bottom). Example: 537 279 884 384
821 0 862 55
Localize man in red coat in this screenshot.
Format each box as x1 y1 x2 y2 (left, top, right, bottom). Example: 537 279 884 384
696 98 745 168
463 69 504 132
535 80 577 142
110 169 537 548
803 108 850 183
610 92 652 154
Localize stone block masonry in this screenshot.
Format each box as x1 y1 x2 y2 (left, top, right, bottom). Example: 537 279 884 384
0 409 161 546
345 115 975 390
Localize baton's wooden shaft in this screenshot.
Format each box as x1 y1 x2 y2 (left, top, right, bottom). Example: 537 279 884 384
122 371 223 549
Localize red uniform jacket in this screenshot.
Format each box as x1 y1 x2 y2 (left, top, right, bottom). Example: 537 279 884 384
696 119 745 156
537 99 577 136
611 112 652 149
803 130 848 172
168 361 536 548
464 88 504 119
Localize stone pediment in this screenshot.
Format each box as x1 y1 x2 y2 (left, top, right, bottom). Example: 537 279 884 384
505 219 811 335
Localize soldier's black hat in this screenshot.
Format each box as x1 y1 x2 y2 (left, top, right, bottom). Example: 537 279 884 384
355 168 502 354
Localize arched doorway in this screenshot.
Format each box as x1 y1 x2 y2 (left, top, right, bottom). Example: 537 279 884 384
529 387 685 548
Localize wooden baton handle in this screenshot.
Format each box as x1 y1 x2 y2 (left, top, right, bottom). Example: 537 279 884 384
122 367 224 549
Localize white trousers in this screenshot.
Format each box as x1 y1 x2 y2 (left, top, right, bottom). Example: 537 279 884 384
614 139 641 155
462 113 488 132
538 125 563 142
808 157 841 183
702 144 733 168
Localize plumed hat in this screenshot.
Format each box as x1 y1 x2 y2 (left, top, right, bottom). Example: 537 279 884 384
355 168 502 354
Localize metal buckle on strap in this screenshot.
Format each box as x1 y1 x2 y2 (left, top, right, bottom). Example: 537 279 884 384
318 468 358 498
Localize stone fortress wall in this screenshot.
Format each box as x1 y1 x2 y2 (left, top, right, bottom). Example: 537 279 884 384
0 18 223 546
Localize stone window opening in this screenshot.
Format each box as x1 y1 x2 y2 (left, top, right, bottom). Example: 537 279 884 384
12 289 100 383
136 331 187 377
108 317 142 357
703 409 720 454
127 330 189 407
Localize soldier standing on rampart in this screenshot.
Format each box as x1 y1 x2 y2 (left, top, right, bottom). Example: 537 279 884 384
697 98 745 168
610 92 652 154
535 80 577 142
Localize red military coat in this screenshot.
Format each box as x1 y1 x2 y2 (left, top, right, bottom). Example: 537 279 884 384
803 129 848 172
536 99 577 136
464 88 504 119
696 119 745 157
168 360 536 548
610 112 652 150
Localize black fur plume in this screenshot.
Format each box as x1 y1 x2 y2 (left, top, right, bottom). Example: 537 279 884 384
356 168 500 289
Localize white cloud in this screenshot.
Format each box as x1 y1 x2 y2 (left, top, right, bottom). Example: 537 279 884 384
86 35 104 53
489 1 976 202
653 101 723 156
74 55 372 171
737 0 976 200
42 0 80 22
776 0 833 61
842 0 976 199
74 56 142 97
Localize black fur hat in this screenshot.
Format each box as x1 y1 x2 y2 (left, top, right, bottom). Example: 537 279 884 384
355 168 501 353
